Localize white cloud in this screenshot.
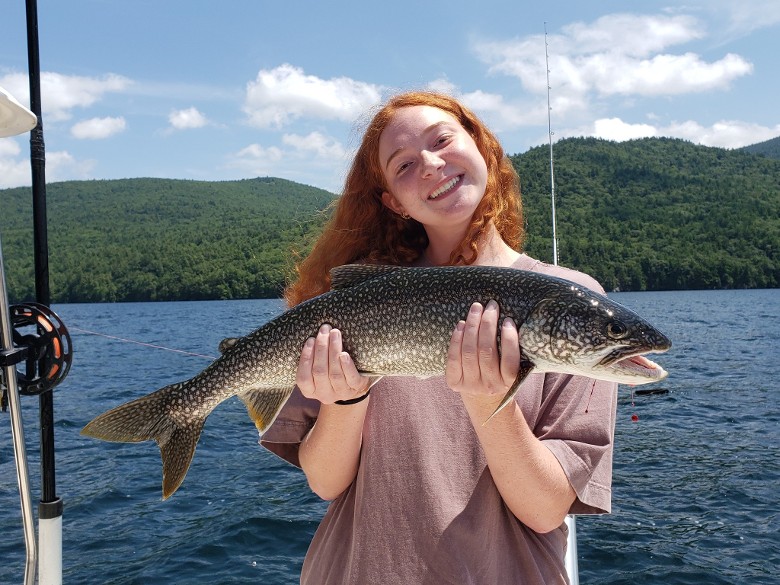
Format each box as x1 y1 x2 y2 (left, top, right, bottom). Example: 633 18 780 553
45 150 96 182
243 64 383 128
231 143 284 173
664 120 780 148
71 116 126 139
561 117 780 148
425 79 573 131
227 132 349 191
0 138 94 187
0 71 131 122
560 13 704 57
0 138 30 188
698 0 780 36
460 90 546 130
281 131 347 161
168 107 208 130
473 13 753 101
427 78 458 96
596 52 752 97
593 118 659 141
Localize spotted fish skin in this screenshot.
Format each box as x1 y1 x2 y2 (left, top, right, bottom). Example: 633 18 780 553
82 264 671 499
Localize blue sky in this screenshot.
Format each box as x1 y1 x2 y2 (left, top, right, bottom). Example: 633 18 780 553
2 0 779 192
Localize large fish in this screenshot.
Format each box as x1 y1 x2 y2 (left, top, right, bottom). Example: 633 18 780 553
82 265 671 499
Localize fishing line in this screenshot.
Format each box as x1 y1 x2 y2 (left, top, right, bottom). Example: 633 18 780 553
584 382 640 422
69 326 217 360
631 388 639 422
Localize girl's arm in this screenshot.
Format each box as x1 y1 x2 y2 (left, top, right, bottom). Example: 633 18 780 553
447 301 577 534
296 325 372 500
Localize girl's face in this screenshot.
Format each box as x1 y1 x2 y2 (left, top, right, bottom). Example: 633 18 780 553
378 105 488 234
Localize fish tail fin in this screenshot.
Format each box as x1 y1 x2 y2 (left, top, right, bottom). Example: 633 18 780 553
483 360 535 426
159 420 205 499
81 382 204 499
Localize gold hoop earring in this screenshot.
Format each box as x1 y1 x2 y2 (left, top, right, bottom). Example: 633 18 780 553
400 211 410 220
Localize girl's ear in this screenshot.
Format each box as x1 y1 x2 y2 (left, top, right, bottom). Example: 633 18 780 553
381 191 405 216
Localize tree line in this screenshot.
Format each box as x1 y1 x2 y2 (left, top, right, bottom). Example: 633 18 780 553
1 136 778 303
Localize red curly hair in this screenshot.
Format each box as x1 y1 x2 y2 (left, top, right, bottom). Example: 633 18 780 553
284 91 524 307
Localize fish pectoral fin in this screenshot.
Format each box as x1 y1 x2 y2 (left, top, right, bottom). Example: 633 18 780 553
483 358 535 426
239 387 295 434
363 375 384 389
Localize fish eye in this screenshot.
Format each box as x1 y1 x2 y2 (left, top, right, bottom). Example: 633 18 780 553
607 320 628 339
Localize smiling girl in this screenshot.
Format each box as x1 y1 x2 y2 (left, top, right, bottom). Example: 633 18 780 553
261 91 618 585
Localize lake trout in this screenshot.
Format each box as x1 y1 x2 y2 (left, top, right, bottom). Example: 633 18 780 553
82 264 671 499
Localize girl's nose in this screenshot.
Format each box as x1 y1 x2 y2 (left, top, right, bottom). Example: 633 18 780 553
420 150 445 177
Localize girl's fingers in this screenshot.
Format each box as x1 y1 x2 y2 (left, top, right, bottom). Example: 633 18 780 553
477 300 501 386
445 320 466 388
499 317 521 388
460 302 484 386
447 301 518 396
295 336 317 396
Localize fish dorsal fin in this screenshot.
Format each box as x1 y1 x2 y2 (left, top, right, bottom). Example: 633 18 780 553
330 264 405 290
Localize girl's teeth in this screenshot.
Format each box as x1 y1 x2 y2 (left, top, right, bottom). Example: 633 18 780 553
429 176 459 199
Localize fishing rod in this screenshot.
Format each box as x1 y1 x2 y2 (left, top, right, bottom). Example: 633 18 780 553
545 22 560 267
545 22 577 585
0 2 73 582
23 0 68 581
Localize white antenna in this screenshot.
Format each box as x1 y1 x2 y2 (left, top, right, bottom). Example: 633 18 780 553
545 22 559 266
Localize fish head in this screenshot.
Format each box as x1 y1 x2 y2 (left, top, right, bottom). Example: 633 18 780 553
518 286 671 385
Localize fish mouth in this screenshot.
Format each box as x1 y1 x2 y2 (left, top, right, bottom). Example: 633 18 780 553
428 175 462 200
599 348 670 381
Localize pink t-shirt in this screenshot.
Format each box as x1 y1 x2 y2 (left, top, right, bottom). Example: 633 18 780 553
261 255 618 584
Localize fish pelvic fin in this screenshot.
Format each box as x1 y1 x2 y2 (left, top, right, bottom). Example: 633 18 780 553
484 359 535 426
238 387 295 434
81 382 205 500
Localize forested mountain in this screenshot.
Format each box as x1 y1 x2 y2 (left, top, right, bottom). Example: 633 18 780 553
740 135 780 159
514 137 780 291
1 137 778 303
1 177 333 302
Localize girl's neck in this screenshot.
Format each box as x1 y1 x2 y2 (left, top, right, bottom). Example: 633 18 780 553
418 223 520 267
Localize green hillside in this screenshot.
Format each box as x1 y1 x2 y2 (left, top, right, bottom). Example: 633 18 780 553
515 137 780 291
1 137 779 302
740 135 780 159
1 177 334 302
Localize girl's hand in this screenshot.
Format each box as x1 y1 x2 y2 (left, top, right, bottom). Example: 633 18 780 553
296 324 372 404
445 300 521 399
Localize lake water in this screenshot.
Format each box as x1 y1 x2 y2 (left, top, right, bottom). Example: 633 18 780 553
1 289 778 584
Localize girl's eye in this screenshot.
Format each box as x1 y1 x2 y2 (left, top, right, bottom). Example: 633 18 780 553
434 134 451 147
397 161 413 175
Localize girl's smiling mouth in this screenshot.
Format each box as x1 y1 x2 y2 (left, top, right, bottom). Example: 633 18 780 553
428 175 462 200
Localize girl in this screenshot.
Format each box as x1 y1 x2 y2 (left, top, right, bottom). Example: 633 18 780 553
261 91 617 584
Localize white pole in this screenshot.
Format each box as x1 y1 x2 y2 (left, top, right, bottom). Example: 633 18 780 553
564 515 580 585
0 85 39 585
1 239 38 585
39 514 63 585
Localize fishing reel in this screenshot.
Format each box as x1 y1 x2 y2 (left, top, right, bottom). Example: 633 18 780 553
1 303 72 409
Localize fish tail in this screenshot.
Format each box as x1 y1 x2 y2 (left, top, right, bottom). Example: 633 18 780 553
81 382 204 499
